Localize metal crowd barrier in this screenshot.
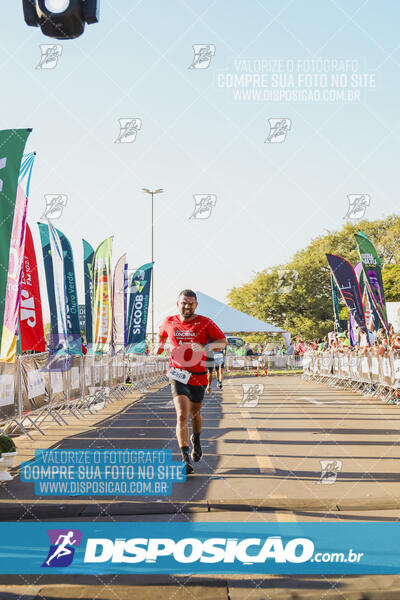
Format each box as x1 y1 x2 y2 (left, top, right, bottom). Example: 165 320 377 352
226 355 303 372
302 350 400 403
0 353 169 439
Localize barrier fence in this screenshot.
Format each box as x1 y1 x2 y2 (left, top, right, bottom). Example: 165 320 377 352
225 355 303 372
302 350 400 403
0 352 305 439
0 353 169 439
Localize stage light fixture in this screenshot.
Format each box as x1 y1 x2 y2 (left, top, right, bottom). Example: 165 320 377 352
22 0 100 39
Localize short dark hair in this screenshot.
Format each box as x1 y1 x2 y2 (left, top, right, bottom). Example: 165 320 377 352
178 289 197 300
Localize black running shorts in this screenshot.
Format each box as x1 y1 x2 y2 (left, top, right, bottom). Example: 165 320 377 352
170 380 206 403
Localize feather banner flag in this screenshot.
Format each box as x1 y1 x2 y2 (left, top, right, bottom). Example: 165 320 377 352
0 129 31 351
83 240 94 348
38 222 58 346
330 273 342 333
48 221 69 353
354 261 378 332
126 262 153 354
19 223 45 352
112 253 126 354
326 254 369 337
0 184 28 361
0 152 35 361
355 231 389 334
57 228 82 355
124 262 128 346
92 237 113 353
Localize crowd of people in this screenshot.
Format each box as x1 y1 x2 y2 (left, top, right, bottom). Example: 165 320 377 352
294 326 400 356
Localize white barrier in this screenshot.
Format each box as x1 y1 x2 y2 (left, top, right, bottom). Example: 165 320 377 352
226 355 303 371
0 353 169 439
302 350 400 403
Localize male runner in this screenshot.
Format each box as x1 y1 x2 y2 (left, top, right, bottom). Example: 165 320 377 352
206 346 226 392
156 290 226 474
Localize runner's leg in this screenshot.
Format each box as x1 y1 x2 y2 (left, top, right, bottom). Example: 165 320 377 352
216 364 223 389
190 401 202 435
173 394 194 474
190 399 203 462
206 367 212 392
173 394 190 448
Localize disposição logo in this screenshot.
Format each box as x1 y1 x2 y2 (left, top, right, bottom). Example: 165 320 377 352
42 529 82 568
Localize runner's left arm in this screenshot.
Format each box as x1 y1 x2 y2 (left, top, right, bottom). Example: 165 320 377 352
206 338 227 352
205 319 227 352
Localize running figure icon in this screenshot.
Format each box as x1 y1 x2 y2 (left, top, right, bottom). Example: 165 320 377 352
46 531 77 566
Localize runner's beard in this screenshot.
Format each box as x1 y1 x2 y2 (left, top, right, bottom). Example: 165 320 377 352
181 307 194 319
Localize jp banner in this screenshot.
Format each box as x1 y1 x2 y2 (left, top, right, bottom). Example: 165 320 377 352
355 231 388 333
126 262 153 354
112 253 126 354
0 129 31 340
92 236 113 353
326 254 368 336
19 223 45 352
82 239 94 347
1 152 37 361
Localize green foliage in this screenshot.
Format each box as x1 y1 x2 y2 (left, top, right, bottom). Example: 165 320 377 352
0 435 16 453
227 215 400 339
43 322 51 345
382 264 400 301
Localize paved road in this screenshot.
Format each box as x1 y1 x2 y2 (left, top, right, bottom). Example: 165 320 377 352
2 373 400 598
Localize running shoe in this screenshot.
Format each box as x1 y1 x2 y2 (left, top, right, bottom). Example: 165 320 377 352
217 381 223 390
190 433 203 462
206 385 211 394
183 457 194 475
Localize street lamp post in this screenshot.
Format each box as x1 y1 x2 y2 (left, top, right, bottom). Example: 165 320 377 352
142 188 163 345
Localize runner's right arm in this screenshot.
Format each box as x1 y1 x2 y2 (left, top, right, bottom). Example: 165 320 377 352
154 320 168 355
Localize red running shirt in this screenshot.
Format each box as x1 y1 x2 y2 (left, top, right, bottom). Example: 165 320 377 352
159 314 225 386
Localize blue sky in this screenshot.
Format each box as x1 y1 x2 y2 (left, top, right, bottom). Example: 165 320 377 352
1 0 399 330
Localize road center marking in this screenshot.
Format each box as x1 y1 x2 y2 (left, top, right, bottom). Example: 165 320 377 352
232 384 275 473
246 427 275 473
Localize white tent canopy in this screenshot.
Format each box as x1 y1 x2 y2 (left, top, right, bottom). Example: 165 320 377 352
195 291 285 334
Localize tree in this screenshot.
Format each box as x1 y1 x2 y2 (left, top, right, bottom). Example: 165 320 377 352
382 264 400 301
227 215 400 339
43 322 51 345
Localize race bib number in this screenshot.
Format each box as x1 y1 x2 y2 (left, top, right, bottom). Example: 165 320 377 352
214 352 224 364
169 367 191 384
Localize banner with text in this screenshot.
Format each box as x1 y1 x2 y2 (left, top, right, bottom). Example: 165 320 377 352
82 239 94 348
355 231 388 333
0 129 31 345
326 254 368 336
112 253 126 354
1 522 400 574
19 223 45 352
126 262 153 354
92 237 113 353
57 228 82 355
